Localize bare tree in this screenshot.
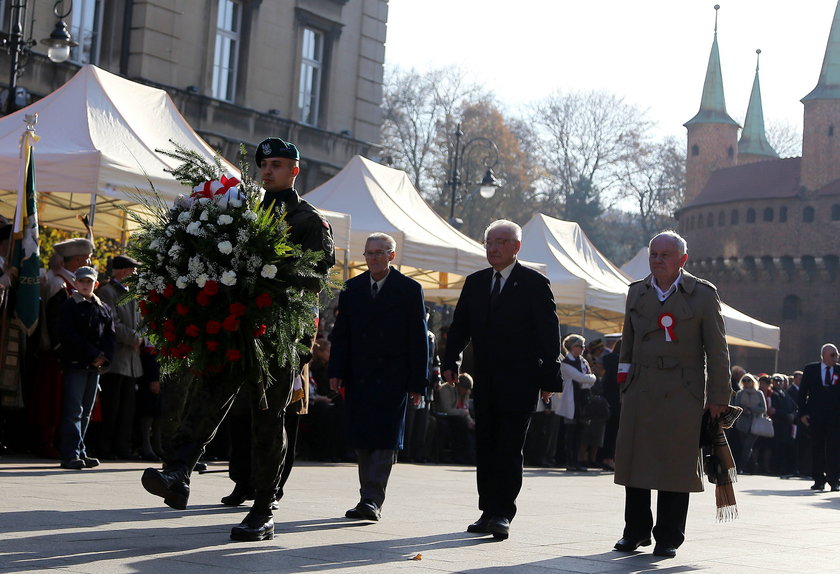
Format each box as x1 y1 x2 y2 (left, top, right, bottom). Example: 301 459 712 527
765 119 802 158
380 66 483 195
530 90 653 218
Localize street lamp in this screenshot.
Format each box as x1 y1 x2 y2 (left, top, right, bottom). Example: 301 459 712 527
447 122 501 228
3 0 77 114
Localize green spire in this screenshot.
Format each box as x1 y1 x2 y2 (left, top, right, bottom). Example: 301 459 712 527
739 49 779 158
685 4 739 127
803 0 840 101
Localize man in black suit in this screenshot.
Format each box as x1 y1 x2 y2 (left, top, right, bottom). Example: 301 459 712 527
442 219 561 540
798 343 840 492
328 232 428 520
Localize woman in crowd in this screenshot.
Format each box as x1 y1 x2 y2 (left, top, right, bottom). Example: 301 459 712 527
732 373 767 474
557 334 596 472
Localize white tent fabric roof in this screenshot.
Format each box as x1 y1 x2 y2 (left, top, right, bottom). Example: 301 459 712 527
519 214 631 333
303 155 545 297
621 247 781 350
0 65 238 238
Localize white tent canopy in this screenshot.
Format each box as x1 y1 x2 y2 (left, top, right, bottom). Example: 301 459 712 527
519 214 632 333
303 155 545 299
0 65 238 239
621 247 781 350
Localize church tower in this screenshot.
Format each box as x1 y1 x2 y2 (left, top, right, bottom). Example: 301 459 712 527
801 0 840 192
738 50 779 165
684 5 739 203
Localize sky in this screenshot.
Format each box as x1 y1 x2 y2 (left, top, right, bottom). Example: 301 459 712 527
383 1 839 141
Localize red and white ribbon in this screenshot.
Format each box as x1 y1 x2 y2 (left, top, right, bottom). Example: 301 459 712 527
191 174 241 199
658 312 677 342
617 362 630 384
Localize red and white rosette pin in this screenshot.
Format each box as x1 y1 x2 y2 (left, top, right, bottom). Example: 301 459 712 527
658 312 677 342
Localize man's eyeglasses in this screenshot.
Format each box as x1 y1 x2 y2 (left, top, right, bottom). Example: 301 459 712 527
363 250 392 258
483 238 514 249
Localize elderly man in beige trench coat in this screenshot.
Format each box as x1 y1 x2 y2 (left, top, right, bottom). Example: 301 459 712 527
612 231 731 559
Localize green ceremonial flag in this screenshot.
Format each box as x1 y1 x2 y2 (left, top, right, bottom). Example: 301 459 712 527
12 130 41 335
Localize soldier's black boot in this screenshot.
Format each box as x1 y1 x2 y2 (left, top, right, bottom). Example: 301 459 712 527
230 494 274 541
141 466 190 510
221 484 254 506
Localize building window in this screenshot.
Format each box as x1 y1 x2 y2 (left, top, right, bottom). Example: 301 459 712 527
706 213 713 227
730 209 739 225
803 206 815 223
691 144 699 156
830 125 835 137
299 27 323 125
833 204 840 221
779 206 788 222
782 295 801 321
698 214 704 228
212 0 241 102
718 211 725 226
727 146 734 159
763 207 774 222
746 208 756 223
70 0 102 65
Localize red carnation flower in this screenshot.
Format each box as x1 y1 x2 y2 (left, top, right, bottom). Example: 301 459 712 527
197 292 211 306
203 280 219 295
176 303 190 316
148 290 160 303
185 324 200 337
163 283 175 298
253 324 267 337
177 343 193 356
222 315 240 332
163 331 177 342
149 320 158 331
255 293 272 309
138 300 149 315
206 320 221 334
205 340 219 351
163 319 175 331
226 349 242 361
230 302 247 317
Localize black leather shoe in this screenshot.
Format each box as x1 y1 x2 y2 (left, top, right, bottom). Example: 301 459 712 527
230 511 274 541
486 516 510 540
467 515 491 533
221 486 254 506
344 505 364 519
60 459 84 470
811 483 826 491
357 500 381 521
141 467 190 510
613 537 652 552
653 544 677 558
81 457 100 468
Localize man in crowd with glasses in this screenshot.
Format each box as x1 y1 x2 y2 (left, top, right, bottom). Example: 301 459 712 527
443 219 561 540
329 233 428 521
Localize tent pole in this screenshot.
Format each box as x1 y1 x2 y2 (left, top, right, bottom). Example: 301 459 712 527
88 193 97 228
581 303 586 333
120 210 128 247
343 249 349 281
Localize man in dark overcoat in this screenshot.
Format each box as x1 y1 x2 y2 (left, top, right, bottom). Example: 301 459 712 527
613 231 731 558
442 219 561 540
328 232 428 520
798 343 840 491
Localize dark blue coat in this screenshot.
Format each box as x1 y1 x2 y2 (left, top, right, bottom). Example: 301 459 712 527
58 292 116 371
328 268 428 449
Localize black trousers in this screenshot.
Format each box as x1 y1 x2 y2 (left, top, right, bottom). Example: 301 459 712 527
474 406 532 521
227 402 300 501
623 486 689 548
356 448 396 508
810 422 840 486
98 373 138 456
167 369 293 509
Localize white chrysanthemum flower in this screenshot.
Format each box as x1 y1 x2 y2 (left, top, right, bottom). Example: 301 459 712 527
168 243 181 257
176 276 189 289
149 238 161 251
186 221 202 236
243 210 257 221
218 240 233 254
188 256 204 274
261 264 278 279
195 273 209 288
221 270 237 286
199 210 209 221
218 214 233 225
198 197 211 205
177 211 192 224
175 194 193 210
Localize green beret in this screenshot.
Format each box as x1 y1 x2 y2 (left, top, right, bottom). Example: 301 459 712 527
256 137 300 165
54 237 94 258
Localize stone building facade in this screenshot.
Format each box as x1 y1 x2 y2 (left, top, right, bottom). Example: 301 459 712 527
677 3 840 372
0 0 387 192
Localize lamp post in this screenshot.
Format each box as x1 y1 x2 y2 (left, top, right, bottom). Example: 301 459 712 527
447 122 501 228
3 0 77 114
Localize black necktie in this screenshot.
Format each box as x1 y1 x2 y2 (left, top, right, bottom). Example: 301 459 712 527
826 366 832 386
490 272 502 308
372 282 378 299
